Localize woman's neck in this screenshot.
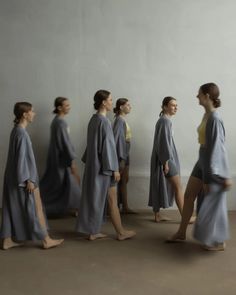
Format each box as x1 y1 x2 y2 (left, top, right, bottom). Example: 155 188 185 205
204 105 216 114
119 112 126 118
57 112 65 118
97 108 107 117
163 113 172 118
18 119 28 129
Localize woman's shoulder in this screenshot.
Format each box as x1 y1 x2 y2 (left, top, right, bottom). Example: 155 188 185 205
114 116 126 126
11 126 30 143
90 114 111 129
12 126 27 136
157 115 171 126
208 111 223 124
53 115 67 126
51 116 68 132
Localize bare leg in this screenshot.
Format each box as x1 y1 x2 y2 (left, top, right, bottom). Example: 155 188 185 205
154 211 161 222
108 186 136 241
168 175 184 215
120 166 136 214
34 189 64 249
167 176 203 241
167 175 195 223
34 188 47 229
153 175 183 222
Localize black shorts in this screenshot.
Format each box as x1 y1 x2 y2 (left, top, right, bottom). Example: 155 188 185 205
191 161 203 180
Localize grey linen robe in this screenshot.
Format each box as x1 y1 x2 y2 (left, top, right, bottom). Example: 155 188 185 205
148 115 180 212
40 116 81 216
113 116 130 164
194 111 230 246
113 116 131 206
0 126 47 241
76 114 119 235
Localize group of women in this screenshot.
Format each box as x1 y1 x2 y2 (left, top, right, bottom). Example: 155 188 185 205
0 82 232 251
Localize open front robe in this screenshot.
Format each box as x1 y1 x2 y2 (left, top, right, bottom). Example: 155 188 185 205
0 126 47 240
113 116 131 206
40 116 81 216
148 115 180 212
194 111 230 246
76 114 119 235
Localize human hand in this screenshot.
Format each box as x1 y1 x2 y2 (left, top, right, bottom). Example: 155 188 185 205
26 181 35 193
163 162 169 175
113 171 120 182
222 178 232 191
71 162 81 184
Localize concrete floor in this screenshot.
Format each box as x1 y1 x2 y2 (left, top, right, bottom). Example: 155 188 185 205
0 210 235 295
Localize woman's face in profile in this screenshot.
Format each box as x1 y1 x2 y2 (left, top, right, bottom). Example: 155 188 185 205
164 99 177 116
104 94 113 112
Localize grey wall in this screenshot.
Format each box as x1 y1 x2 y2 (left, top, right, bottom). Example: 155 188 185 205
0 0 235 208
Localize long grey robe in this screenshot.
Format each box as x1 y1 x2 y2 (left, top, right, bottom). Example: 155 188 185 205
194 111 230 246
0 126 48 241
40 116 81 216
113 116 131 206
76 114 119 235
148 115 180 212
113 116 130 164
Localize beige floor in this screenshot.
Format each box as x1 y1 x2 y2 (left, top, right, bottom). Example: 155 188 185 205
0 210 235 295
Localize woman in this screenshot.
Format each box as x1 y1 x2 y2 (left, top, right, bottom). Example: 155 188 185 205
0 102 64 250
76 90 136 241
148 97 184 222
40 97 81 217
168 83 232 251
113 98 136 214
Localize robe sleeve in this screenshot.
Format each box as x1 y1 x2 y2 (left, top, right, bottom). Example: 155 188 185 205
204 115 230 183
155 118 173 165
57 121 77 167
81 148 87 163
99 120 119 176
113 118 128 162
16 133 37 186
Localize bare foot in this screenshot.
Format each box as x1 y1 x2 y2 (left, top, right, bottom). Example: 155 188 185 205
203 243 225 251
2 238 24 250
154 213 171 222
42 238 64 249
166 232 186 243
88 233 108 241
189 216 196 224
117 230 136 241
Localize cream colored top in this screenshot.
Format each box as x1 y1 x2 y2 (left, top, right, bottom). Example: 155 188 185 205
197 114 208 145
125 122 132 141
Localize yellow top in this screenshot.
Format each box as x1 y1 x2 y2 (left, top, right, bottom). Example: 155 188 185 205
125 122 132 141
197 115 208 145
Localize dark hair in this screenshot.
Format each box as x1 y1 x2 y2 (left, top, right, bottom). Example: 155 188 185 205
200 83 221 108
13 102 32 125
159 96 176 117
93 90 110 110
113 98 128 115
53 97 68 114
